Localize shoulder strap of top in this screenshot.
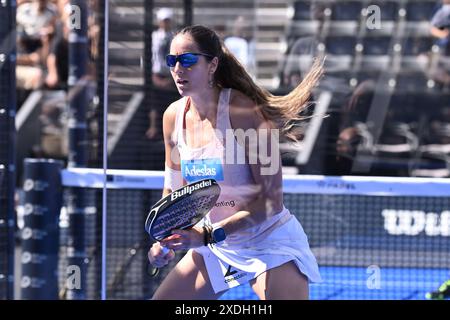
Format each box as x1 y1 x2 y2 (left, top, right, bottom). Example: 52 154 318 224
216 88 232 138
173 97 189 146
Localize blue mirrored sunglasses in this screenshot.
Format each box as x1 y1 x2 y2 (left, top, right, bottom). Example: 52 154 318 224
166 52 214 68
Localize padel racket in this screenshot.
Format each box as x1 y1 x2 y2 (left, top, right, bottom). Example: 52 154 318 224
145 178 221 256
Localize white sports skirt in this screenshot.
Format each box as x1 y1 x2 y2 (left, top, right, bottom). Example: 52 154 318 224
193 210 322 294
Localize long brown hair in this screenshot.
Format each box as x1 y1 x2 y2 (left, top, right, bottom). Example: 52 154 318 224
176 25 323 141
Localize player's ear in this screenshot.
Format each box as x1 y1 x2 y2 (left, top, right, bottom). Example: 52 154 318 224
209 56 218 74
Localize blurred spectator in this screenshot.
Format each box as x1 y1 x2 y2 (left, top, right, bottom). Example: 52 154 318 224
328 80 375 175
45 0 70 89
16 48 43 92
224 16 255 75
16 0 56 105
430 0 450 90
16 0 58 95
281 3 351 102
281 3 326 89
87 0 101 65
16 0 57 56
151 7 174 88
430 0 450 54
146 8 177 140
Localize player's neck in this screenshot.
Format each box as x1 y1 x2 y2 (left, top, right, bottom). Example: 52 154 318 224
189 87 220 121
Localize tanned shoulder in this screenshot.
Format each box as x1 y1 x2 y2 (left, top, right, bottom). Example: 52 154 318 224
162 98 184 145
163 98 183 124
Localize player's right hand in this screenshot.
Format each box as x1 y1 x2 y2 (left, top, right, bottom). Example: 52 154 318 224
148 242 175 268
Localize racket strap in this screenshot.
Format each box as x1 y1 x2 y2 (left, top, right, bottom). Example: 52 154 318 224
202 225 213 246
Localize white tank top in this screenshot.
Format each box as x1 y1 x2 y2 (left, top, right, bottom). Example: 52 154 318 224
174 88 290 245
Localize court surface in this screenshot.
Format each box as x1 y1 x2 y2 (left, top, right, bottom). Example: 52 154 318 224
219 266 450 300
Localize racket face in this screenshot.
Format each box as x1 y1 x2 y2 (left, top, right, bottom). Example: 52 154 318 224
145 179 220 241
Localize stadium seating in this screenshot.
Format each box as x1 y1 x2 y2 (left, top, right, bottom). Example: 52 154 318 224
362 35 393 56
324 35 357 55
331 1 363 21
405 0 439 22
292 0 315 21
284 0 446 177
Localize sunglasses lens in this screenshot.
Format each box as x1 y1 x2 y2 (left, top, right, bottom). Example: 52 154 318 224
180 53 198 67
166 55 177 67
166 53 202 68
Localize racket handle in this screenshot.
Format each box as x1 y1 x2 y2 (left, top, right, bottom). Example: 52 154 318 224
147 245 170 278
161 245 170 255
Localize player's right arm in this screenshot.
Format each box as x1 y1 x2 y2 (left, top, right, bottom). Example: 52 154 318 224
148 101 182 264
162 100 182 197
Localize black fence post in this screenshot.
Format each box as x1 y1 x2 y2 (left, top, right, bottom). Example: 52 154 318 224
184 0 193 26
66 0 89 299
21 159 63 300
0 0 17 300
144 0 154 110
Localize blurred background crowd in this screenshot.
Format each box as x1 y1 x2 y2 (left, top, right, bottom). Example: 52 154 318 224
12 0 450 180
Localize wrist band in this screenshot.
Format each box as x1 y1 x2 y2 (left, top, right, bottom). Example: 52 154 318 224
163 165 183 190
202 226 209 246
203 225 212 246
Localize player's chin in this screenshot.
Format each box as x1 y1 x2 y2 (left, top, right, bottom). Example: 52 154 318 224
176 84 191 96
